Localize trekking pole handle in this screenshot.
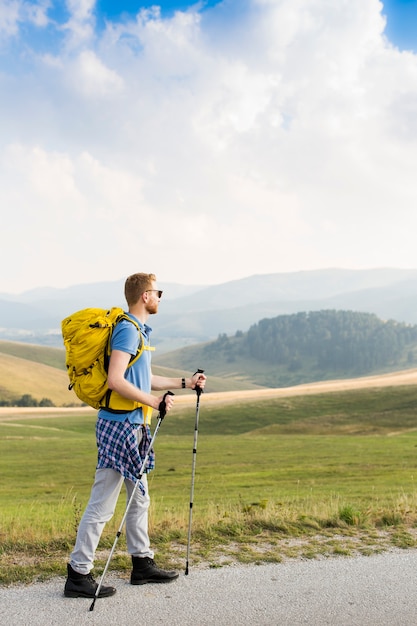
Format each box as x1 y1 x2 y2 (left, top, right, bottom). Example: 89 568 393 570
194 369 205 397
158 390 174 419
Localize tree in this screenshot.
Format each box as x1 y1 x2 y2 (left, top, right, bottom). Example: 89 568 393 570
16 394 38 407
39 398 55 407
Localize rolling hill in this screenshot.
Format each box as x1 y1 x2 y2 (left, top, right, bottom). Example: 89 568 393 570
0 352 72 406
154 310 417 388
3 304 417 406
0 339 259 407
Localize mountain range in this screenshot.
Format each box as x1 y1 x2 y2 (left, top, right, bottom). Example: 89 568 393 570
2 268 417 352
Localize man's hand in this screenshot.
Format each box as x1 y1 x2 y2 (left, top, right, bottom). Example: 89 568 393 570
191 370 207 392
157 391 175 414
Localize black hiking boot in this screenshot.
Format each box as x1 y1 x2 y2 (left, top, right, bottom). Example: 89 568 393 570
130 556 179 585
64 563 116 598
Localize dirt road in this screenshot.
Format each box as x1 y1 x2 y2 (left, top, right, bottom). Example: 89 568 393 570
1 367 416 420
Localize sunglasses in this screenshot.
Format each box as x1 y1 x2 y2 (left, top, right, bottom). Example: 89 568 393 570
145 289 163 298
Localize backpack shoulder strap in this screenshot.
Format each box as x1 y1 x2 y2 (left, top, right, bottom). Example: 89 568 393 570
100 313 150 414
105 312 145 369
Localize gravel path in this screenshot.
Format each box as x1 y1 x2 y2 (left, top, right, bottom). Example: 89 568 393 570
2 550 417 625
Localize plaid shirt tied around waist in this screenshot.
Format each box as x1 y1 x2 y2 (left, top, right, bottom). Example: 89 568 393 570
96 418 155 495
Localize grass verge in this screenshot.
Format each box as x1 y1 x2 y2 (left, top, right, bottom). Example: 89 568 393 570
2 497 417 585
2 387 417 585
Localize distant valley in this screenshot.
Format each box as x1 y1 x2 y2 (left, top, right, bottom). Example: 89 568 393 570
2 268 417 353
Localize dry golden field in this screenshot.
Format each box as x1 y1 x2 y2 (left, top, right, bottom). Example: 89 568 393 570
1 366 416 419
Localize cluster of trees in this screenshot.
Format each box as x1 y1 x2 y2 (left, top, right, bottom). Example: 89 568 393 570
247 311 417 372
206 310 417 376
0 394 55 407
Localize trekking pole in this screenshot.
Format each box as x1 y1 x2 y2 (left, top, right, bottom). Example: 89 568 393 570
89 391 174 612
185 369 204 575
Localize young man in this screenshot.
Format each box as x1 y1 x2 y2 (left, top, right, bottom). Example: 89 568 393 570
64 273 206 599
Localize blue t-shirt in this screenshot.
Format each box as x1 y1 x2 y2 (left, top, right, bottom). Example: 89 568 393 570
98 312 153 424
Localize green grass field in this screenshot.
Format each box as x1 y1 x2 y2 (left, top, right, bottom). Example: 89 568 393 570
1 386 417 585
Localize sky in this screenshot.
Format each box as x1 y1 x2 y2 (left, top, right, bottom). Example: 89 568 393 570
1 0 417 294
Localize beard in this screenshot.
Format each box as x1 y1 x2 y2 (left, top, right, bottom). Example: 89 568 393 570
145 301 159 315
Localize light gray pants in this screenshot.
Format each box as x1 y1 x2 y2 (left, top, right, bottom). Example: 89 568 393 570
70 468 153 575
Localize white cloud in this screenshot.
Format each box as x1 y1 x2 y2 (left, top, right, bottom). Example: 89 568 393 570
69 49 124 96
25 0 50 27
0 0 417 293
61 0 96 49
0 0 50 38
0 1 20 38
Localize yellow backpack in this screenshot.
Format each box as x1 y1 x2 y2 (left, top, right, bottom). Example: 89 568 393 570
61 307 146 414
